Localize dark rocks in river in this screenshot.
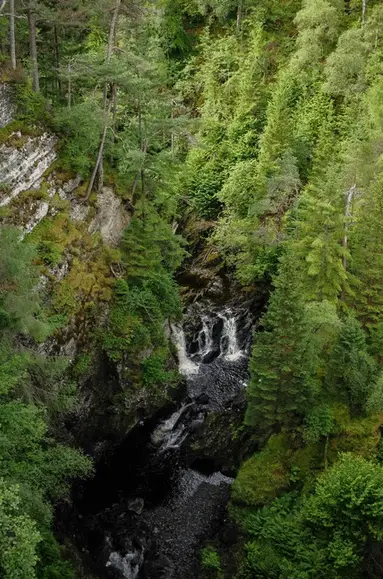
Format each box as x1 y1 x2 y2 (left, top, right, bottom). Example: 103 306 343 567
127 499 144 516
70 302 257 579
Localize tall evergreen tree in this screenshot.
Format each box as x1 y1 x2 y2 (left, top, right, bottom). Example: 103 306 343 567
245 254 318 429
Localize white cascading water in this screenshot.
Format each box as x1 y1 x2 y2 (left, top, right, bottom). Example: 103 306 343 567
106 550 143 579
198 316 213 358
151 403 193 452
177 469 234 503
172 310 243 374
170 324 199 375
104 307 249 579
219 311 243 361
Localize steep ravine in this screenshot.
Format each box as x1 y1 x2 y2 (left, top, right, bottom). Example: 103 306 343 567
68 303 256 579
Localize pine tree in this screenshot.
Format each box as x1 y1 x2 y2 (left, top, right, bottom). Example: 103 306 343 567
328 315 377 413
349 173 383 328
295 191 347 302
245 254 318 429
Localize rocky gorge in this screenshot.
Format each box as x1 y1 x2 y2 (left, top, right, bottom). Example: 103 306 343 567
0 82 261 579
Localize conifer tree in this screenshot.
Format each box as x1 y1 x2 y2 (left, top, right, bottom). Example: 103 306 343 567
245 254 318 429
349 173 383 328
328 315 377 413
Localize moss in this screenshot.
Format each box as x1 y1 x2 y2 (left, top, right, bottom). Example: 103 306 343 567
73 183 89 200
329 404 383 460
0 120 43 145
6 133 30 148
52 251 114 316
0 206 11 219
28 213 82 266
27 183 49 201
71 354 93 380
50 192 70 211
232 433 292 507
0 183 11 195
4 186 50 228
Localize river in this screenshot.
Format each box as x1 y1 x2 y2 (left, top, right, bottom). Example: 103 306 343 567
71 302 253 578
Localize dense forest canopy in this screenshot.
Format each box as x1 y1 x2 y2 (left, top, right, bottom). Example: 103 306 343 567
1 0 383 577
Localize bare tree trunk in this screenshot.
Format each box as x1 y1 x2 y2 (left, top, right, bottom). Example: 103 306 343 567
85 99 113 201
85 124 108 201
93 0 121 195
67 62 72 108
236 0 243 32
112 83 118 138
9 0 16 69
341 184 356 301
0 0 7 13
54 25 62 97
343 185 356 272
324 435 329 472
362 0 367 25
28 1 40 92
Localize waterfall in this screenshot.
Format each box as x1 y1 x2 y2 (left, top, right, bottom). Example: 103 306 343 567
83 303 252 579
171 324 199 375
219 311 243 361
106 549 143 579
197 316 214 358
151 403 193 452
177 469 234 502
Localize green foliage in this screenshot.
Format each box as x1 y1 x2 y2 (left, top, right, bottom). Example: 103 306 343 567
232 434 291 507
201 546 222 577
54 100 103 174
0 227 48 341
14 81 50 126
35 532 74 579
0 227 92 578
304 405 334 444
0 479 40 579
239 454 383 578
245 255 319 429
328 315 377 413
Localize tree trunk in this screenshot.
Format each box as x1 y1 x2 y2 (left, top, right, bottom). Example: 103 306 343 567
94 0 121 195
343 185 356 272
9 0 16 69
67 62 72 108
54 25 62 97
0 0 7 14
324 435 329 472
28 1 40 92
341 184 356 301
236 0 243 32
362 0 367 25
85 99 113 201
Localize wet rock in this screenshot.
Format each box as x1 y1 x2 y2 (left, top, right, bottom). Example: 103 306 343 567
0 83 15 128
89 187 131 247
63 175 82 194
196 393 210 405
70 203 89 222
0 133 58 205
127 498 144 516
24 200 49 234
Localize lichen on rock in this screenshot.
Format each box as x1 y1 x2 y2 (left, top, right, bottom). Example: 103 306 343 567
0 83 15 128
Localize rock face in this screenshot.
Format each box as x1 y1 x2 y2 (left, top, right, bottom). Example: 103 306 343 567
89 187 130 246
0 133 58 206
0 84 15 128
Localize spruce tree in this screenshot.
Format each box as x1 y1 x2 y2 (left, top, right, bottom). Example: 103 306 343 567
349 173 383 328
245 254 318 429
328 315 377 413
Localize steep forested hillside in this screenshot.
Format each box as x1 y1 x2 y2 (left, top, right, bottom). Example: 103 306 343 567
1 0 383 577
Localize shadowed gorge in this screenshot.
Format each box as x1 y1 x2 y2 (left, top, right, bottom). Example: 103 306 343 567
2 1 383 578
